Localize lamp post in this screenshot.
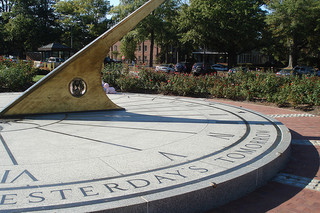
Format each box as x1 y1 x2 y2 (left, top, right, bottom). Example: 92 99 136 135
70 20 81 49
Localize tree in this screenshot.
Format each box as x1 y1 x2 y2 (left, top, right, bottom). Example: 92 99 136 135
55 0 112 50
266 0 320 67
179 0 266 67
2 0 59 56
120 30 138 62
111 0 181 66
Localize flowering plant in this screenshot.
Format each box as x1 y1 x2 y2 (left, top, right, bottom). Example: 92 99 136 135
102 65 320 107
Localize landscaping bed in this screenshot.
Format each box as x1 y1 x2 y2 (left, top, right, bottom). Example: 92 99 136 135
102 64 320 113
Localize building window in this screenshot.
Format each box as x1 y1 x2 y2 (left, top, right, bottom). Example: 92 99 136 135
138 56 141 61
139 45 141 52
144 56 148 61
144 45 147 52
114 45 117 51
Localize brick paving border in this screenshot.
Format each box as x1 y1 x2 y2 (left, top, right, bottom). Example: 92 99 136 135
206 98 320 213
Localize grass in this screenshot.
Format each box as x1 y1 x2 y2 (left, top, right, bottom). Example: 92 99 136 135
33 75 45 82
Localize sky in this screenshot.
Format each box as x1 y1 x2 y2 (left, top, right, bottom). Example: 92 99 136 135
110 0 120 6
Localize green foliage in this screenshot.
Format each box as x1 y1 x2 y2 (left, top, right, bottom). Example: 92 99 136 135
102 66 320 107
178 0 265 66
1 0 320 70
111 0 181 65
2 0 58 56
102 63 123 88
55 0 112 50
0 60 36 91
120 31 138 62
266 0 320 67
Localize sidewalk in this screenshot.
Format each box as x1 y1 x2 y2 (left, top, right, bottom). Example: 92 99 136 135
206 99 320 213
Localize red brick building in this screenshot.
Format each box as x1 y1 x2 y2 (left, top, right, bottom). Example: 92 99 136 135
109 40 160 65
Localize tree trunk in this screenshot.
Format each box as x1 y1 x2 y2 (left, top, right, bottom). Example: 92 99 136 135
203 45 206 64
228 51 237 67
288 38 298 68
288 54 293 68
142 41 145 64
165 44 168 63
149 29 154 67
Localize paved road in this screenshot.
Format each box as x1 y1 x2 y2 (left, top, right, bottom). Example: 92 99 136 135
207 99 320 213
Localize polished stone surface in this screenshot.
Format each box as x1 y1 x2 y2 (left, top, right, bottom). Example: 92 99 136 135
0 93 291 212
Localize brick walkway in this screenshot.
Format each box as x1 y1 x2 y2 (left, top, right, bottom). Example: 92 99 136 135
206 99 320 213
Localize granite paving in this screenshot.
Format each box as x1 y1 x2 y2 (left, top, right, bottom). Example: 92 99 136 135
0 93 291 212
207 98 320 213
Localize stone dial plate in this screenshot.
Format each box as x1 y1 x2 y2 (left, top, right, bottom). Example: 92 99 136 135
0 93 291 212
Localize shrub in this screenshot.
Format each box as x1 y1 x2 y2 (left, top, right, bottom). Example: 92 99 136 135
101 65 320 107
102 63 123 88
0 60 36 92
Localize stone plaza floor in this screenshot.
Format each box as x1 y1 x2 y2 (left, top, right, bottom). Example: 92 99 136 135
207 99 320 213
0 93 320 213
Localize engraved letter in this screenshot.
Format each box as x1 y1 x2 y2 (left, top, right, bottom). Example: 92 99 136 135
245 144 263 149
1 170 10 183
28 192 45 203
79 186 99 197
104 183 128 193
51 189 72 200
208 132 235 140
158 151 187 161
227 153 246 159
127 179 150 189
154 175 175 184
0 194 17 205
214 157 235 163
10 170 38 183
188 166 209 173
235 147 256 155
165 170 187 179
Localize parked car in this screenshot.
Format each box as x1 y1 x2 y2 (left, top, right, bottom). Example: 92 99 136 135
293 66 315 75
191 63 215 75
175 62 193 73
46 57 64 70
8 55 18 63
175 62 187 73
211 64 228 71
276 69 295 77
47 57 64 63
228 67 247 75
155 64 175 73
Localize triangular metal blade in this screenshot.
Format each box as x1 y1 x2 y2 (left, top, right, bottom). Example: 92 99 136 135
0 0 165 117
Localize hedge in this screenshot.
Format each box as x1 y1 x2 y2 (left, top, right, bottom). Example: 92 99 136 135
0 59 36 92
102 65 320 107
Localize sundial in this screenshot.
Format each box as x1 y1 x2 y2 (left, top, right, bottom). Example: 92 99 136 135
0 0 291 212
